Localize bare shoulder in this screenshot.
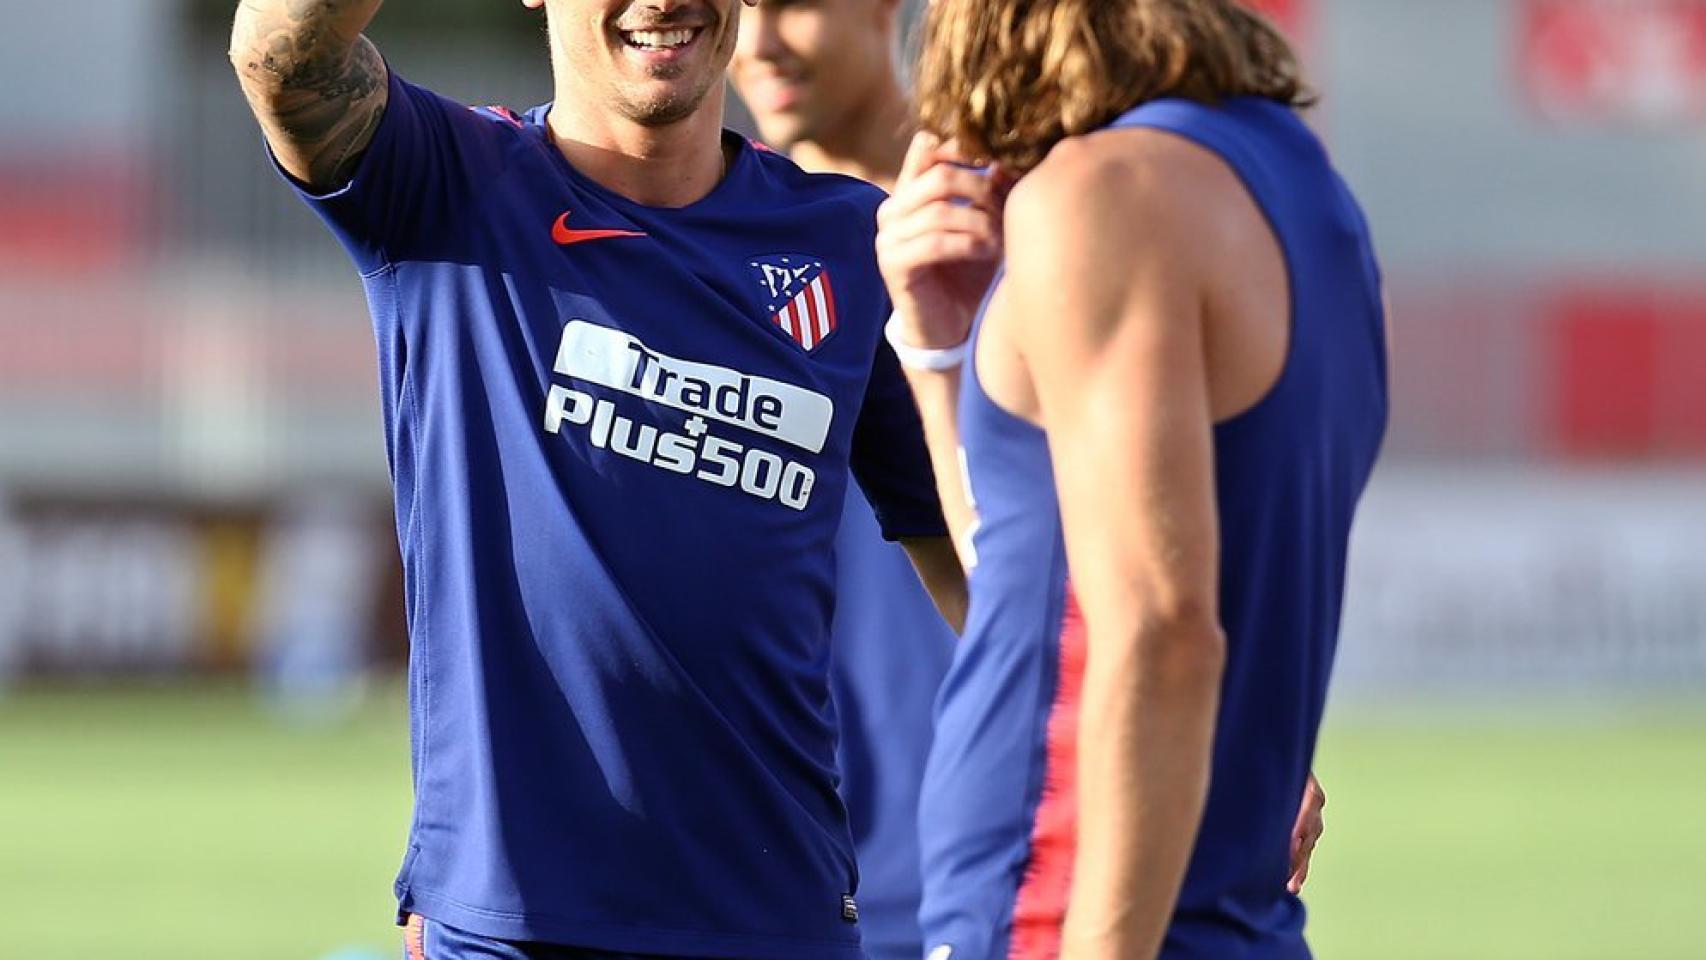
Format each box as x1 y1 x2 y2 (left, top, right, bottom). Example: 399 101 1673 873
1003 126 1236 318
1005 126 1239 263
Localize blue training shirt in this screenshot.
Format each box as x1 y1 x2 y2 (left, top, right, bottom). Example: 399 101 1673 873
918 97 1387 960
277 72 946 959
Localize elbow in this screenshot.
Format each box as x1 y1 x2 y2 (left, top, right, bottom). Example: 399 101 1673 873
228 29 275 101
227 9 260 82
229 48 262 98
1125 599 1227 686
227 11 311 99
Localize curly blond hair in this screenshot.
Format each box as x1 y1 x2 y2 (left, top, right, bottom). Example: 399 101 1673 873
916 0 1311 172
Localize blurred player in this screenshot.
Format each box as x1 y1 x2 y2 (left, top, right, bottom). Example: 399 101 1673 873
229 1 964 958
877 0 1387 957
729 4 954 959
731 0 914 186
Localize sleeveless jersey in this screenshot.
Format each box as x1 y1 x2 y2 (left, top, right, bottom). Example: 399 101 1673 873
276 72 946 959
917 96 1387 960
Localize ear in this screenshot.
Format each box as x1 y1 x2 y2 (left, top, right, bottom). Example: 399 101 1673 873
521 0 544 9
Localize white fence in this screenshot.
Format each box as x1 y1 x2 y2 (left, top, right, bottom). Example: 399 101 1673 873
1336 466 1706 697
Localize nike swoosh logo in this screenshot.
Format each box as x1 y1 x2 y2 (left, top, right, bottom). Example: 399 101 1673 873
552 211 647 246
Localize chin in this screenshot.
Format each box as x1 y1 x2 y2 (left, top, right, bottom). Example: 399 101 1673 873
624 85 715 126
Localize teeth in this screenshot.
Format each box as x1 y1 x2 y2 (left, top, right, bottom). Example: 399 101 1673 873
626 29 695 49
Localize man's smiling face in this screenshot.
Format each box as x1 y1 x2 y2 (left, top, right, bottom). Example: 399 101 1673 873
535 0 746 127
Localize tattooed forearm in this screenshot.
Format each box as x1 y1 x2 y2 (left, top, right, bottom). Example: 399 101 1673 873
230 0 390 188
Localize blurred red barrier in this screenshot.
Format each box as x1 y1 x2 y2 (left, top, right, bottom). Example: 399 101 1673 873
1244 0 1313 42
1548 283 1706 458
1522 0 1706 124
0 156 150 274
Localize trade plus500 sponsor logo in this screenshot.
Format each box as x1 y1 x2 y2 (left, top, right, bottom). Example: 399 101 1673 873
544 320 832 511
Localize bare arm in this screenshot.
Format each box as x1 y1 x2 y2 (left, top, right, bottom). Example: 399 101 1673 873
1288 773 1327 894
899 535 967 633
875 134 1009 569
229 0 389 190
898 365 978 571
1005 137 1228 960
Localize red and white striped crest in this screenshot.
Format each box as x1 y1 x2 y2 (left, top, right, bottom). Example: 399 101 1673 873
750 255 839 353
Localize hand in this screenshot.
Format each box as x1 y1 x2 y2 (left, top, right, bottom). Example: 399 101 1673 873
875 133 1012 351
1287 773 1327 894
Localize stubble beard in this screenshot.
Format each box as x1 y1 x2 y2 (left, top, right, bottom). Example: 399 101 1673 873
617 64 720 127
546 10 727 129
610 3 733 128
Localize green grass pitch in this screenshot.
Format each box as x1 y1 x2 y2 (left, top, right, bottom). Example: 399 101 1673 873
1 686 1701 959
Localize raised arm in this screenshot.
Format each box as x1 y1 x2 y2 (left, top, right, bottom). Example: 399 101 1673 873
875 134 1009 569
229 0 390 190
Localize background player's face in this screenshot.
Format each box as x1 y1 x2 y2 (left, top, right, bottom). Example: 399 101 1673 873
533 0 744 127
730 0 899 150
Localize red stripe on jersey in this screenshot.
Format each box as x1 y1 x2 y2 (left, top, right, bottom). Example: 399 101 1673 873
800 288 820 349
817 270 839 334
810 280 831 342
791 295 808 349
477 105 524 128
1008 588 1088 960
405 914 428 960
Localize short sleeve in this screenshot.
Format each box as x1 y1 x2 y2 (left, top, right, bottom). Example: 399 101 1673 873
849 338 950 541
269 70 472 274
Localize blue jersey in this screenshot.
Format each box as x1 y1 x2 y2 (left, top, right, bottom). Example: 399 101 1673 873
279 73 946 959
918 97 1387 960
828 484 955 960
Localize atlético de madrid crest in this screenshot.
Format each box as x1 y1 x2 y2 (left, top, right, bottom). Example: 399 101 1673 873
749 254 839 353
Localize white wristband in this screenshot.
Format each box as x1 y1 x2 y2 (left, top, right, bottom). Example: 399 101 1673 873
884 312 970 372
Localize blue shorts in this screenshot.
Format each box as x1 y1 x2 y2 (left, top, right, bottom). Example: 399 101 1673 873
402 915 702 960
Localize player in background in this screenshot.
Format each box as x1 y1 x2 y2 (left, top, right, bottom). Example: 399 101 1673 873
878 0 1386 957
733 3 1326 958
728 4 952 959
230 1 965 958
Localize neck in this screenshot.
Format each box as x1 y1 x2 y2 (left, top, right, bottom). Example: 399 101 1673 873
786 78 912 192
546 85 731 208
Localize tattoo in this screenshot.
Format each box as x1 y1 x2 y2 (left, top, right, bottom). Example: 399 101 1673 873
231 0 389 188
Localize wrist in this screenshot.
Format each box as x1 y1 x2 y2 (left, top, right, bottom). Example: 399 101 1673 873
885 311 970 372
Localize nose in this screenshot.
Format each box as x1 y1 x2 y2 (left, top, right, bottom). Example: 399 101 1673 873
622 0 707 22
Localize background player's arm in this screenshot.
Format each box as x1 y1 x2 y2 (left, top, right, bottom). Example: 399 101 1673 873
1289 773 1327 893
876 134 1009 569
899 366 979 569
1004 137 1227 960
229 0 390 191
898 536 967 633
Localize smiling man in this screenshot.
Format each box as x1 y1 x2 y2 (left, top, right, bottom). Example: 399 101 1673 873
228 1 962 958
